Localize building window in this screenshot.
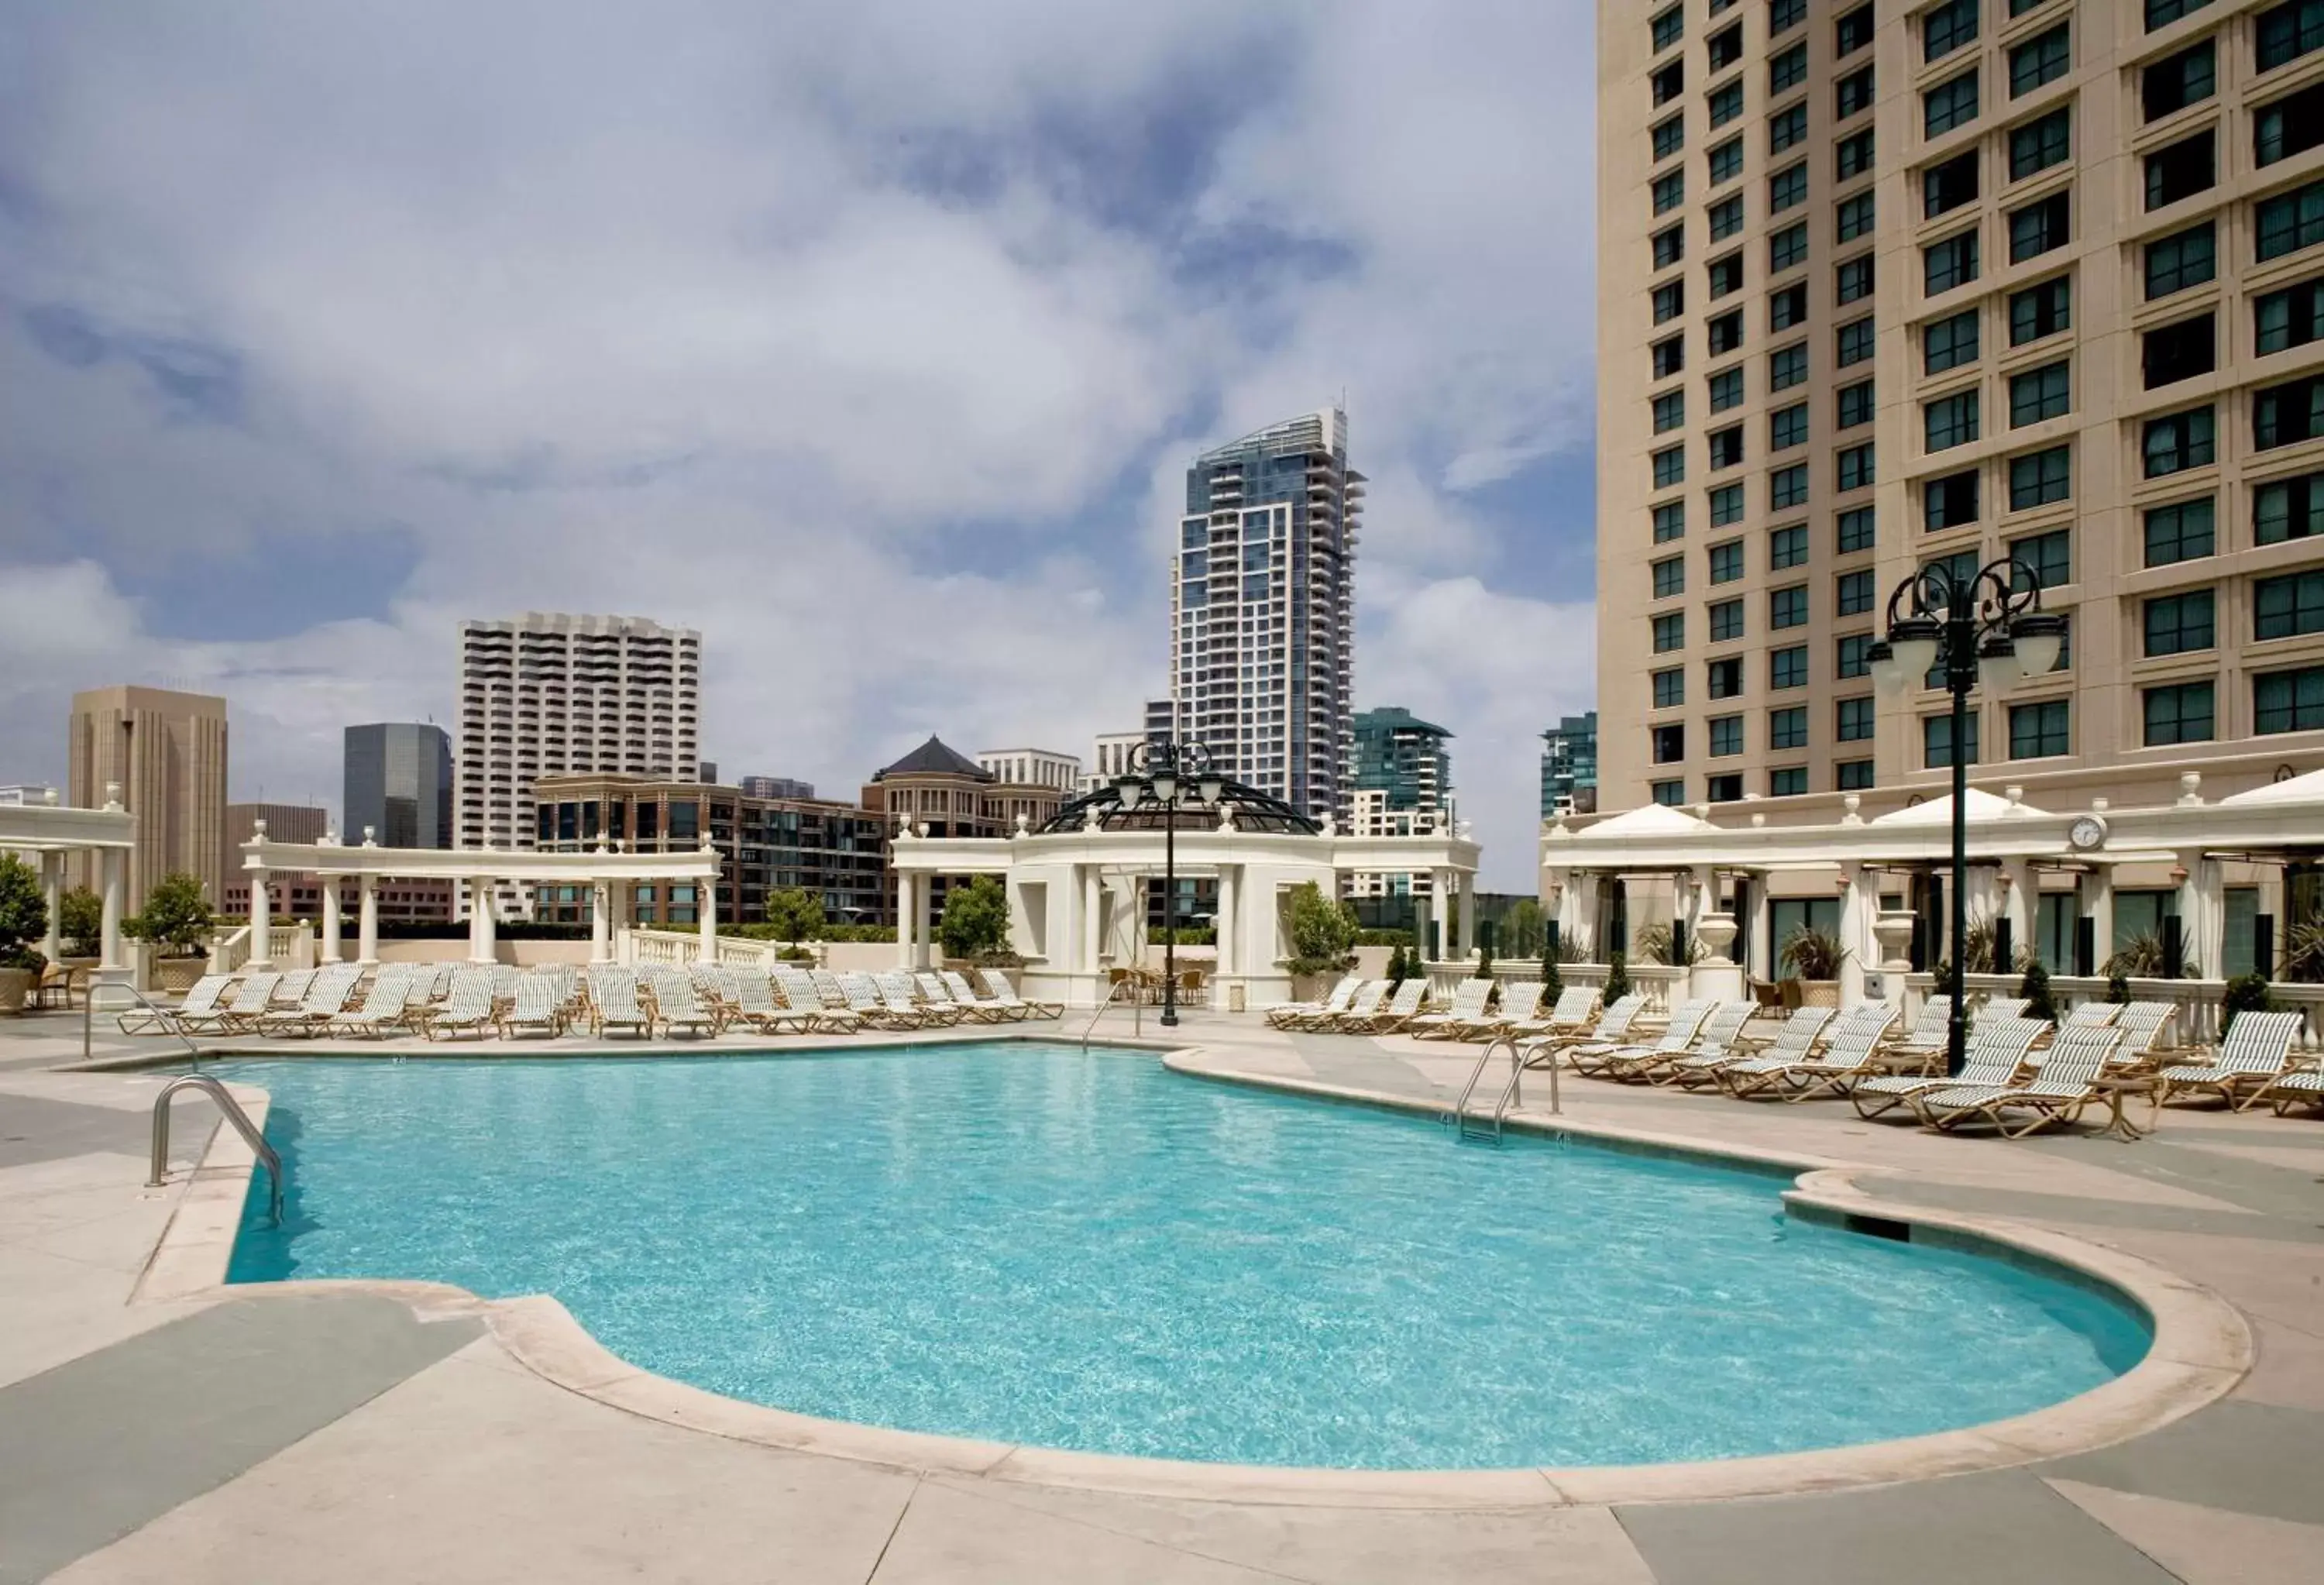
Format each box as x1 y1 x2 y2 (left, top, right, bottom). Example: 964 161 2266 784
2258 1 2324 72
1837 316 1876 366
1710 425 1745 468
1769 162 1808 212
1836 190 1876 241
1707 772 1745 803
1925 70 1981 138
1924 150 1978 218
2010 360 2071 426
1838 632 1874 677
1926 390 1979 451
1709 309 1745 354
1655 610 1686 653
2143 407 2216 476
1653 445 1686 488
1927 469 1979 529
1837 380 1875 429
1653 61 1686 108
1654 500 1687 542
1838 5 1874 56
1770 523 1809 567
2147 0 2212 28
1709 657 1745 698
2011 526 2072 589
2256 567 2324 639
1925 0 1980 62
1770 766 1808 797
1709 715 1745 757
1771 42 1809 94
2258 179 2324 261
1771 462 1810 507
1838 696 1875 741
2145 39 2216 121
1709 136 1745 187
2256 472 2324 542
1654 224 1686 270
1770 222 1810 273
2009 192 2070 262
1653 555 1686 598
1652 6 1684 53
1710 79 1745 129
2144 314 2217 389
1653 779 1686 806
1772 0 1807 36
1654 280 1686 325
1771 584 1810 628
1924 230 1980 295
2145 682 2216 745
1654 334 1686 379
1837 442 1875 491
1654 113 1686 162
1835 255 1874 304
2254 375 2324 449
2255 664 2324 733
1710 481 1747 524
1710 598 1746 641
2145 222 2215 298
1710 540 1745 583
1654 170 1686 215
2256 277 2324 354
1838 758 1875 789
1838 568 1875 614
2008 106 2072 180
1710 253 1745 297
1924 711 1980 767
1770 104 1810 156
1838 65 1876 122
1654 390 1687 433
1769 284 1809 331
2010 277 2071 345
2008 700 2071 759
1836 128 1876 181
2146 129 2216 209
1653 667 1686 708
2144 498 2216 566
2144 589 2216 655
1653 723 1687 762
1709 368 1745 413
2257 81 2324 167
2009 445 2073 509
2009 24 2071 98
1772 645 1810 688
1772 342 1810 389
1770 403 1809 450
1838 504 1876 553
1709 21 1745 70
1923 309 1979 373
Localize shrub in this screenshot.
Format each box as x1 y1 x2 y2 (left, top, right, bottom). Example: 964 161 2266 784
1554 928 1594 965
1779 925 1850 981
2103 931 2200 980
0 854 46 971
937 875 1012 961
2222 972 2276 1032
1603 951 1631 1004
1385 943 1408 986
762 887 826 944
127 872 211 956
57 885 102 957
1283 881 1358 976
2016 957 2058 1024
2105 969 2131 1005
2281 920 2324 984
1474 944 1494 978
1541 941 1562 999
777 944 816 961
1633 921 1704 967
1356 929 1415 948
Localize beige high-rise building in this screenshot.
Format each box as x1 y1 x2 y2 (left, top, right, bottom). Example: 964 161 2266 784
1598 0 2324 822
67 686 229 910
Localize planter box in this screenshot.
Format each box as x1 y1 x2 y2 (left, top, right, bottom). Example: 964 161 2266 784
1797 978 1840 1009
0 967 31 1014
155 958 208 994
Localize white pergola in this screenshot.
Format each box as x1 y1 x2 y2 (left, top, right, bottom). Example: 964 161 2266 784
240 823 723 965
888 814 1482 1009
0 786 135 973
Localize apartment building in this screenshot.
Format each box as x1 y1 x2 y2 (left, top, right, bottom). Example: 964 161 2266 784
456 614 700 912
66 685 228 909
974 748 1084 826
1168 411 1363 821
1599 0 2324 820
1541 711 1602 817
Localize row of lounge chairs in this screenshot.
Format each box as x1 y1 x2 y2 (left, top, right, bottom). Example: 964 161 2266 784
1264 975 1601 1040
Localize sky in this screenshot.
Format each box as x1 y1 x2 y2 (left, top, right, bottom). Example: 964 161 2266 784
0 0 1598 890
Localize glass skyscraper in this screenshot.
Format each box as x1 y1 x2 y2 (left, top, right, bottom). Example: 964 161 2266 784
343 722 453 850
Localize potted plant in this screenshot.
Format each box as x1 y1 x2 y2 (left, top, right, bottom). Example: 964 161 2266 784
2016 957 2058 1024
125 872 215 991
1603 951 1631 1005
0 854 49 1013
1281 881 1359 1001
1779 924 1850 1008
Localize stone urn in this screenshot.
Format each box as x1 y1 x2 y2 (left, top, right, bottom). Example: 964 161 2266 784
1872 912 1917 972
1694 913 1739 964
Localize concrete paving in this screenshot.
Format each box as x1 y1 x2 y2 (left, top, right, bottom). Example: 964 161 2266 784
1 1005 2320 1581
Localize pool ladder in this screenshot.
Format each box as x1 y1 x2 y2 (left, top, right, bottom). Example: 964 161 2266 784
149 1073 284 1226
1446 1034 1559 1144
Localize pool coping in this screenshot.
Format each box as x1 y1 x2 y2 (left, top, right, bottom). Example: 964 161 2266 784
131 1041 2255 1510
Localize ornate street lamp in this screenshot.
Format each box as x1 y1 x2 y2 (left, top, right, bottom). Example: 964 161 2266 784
1867 556 2064 1077
1116 739 1225 1026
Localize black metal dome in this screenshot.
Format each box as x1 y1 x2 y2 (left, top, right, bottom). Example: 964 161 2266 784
1035 778 1323 835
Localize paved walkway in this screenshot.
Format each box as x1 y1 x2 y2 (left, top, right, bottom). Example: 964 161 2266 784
1 1007 2319 1581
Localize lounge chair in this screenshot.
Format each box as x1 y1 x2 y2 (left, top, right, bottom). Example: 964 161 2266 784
1292 980 1386 1031
1851 1015 2048 1119
425 967 498 1040
1717 1003 1898 1099
1982 995 2030 1022
1662 1005 1832 1089
1604 1001 1758 1082
978 966 1061 1019
1469 981 1549 1041
256 964 364 1037
727 970 819 1034
215 972 282 1033
648 969 719 1037
1405 979 1494 1040
500 974 570 1039
120 973 232 1036
263 971 316 1019
1337 978 1429 1033
882 971 960 1026
773 966 862 1032
587 968 654 1038
1913 1026 2125 1135
838 972 926 1030
1882 995 1957 1070
2064 1002 2123 1029
1265 973 1361 1029
2262 1064 2324 1114
1526 994 1652 1071
941 968 1017 1023
332 971 421 1039
1568 999 1713 1079
2109 1000 2178 1069
2155 1011 2306 1111
1501 984 1594 1044
693 965 744 1028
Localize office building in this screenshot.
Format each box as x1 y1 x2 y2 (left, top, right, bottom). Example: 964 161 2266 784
1598 0 2324 820
1346 707 1455 900
1542 711 1600 817
739 775 816 801
67 685 228 909
343 724 453 850
975 749 1082 827
1169 410 1363 819
456 614 700 913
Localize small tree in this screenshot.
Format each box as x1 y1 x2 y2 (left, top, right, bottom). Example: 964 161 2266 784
2016 957 2058 1023
2221 972 2275 1033
762 887 825 947
1282 881 1359 975
2104 969 2132 1005
1473 943 1493 979
1385 942 1408 987
1603 951 1631 1004
937 875 1012 961
1541 940 1562 1000
0 854 48 971
127 872 213 956
58 886 103 957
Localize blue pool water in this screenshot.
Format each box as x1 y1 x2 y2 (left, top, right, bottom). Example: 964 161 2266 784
218 1045 2146 1469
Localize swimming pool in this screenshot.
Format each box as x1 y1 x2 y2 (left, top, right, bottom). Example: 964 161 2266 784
218 1044 2146 1470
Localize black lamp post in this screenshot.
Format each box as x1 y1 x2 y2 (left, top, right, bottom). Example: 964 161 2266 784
1867 557 2064 1077
1113 740 1226 1027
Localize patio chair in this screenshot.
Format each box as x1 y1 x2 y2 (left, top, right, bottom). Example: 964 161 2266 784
1264 973 1362 1029
120 973 232 1036
1981 995 2030 1022
1506 986 1610 1049
1526 994 1652 1071
266 970 316 1012
978 966 1062 1019
1404 978 1494 1040
500 973 570 1039
1468 981 1549 1042
1604 1001 1758 1082
2155 1011 2307 1111
1851 1015 2049 1120
1882 995 1957 1069
1567 999 1713 1079
1335 978 1429 1033
693 965 744 1028
1289 979 1385 1031
1659 1005 1832 1089
215 972 282 1033
2109 1000 2179 1069
647 968 718 1037
728 970 819 1034
1716 1002 1898 1100
772 965 862 1032
256 964 364 1037
881 971 960 1026
2261 1064 2324 1114
837 971 926 1030
425 967 499 1040
941 968 1018 1023
1913 1026 2126 1136
587 967 654 1039
332 971 421 1039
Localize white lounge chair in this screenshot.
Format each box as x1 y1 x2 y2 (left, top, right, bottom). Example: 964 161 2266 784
941 968 1018 1023
1914 1026 2125 1136
977 967 1061 1019
1521 994 1649 1069
501 974 570 1039
1569 999 1712 1079
775 966 862 1032
880 971 958 1026
2064 1001 2123 1029
1883 995 1958 1068
121 974 232 1036
648 968 718 1037
1605 1001 1757 1082
1661 1005 1832 1088
425 967 498 1040
1265 973 1361 1029
838 972 924 1030
729 970 819 1034
1335 978 1429 1033
1405 979 1494 1040
1501 985 1597 1045
1717 1003 1897 1101
216 972 282 1033
332 971 420 1039
588 967 654 1038
256 964 364 1037
1851 1016 2049 1119
2156 1011 2306 1111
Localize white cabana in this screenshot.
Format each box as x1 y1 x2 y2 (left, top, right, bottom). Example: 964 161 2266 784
0 784 134 975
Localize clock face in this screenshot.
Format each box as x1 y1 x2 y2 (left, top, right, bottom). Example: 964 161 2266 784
2069 815 2106 851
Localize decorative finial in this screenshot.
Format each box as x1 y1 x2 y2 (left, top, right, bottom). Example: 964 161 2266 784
1319 811 1337 837
1841 793 1862 826
1014 811 1030 837
362 824 377 845
2005 784 2024 810
103 781 121 810
2178 772 2203 806
1216 800 1236 831
253 817 268 837
42 787 58 806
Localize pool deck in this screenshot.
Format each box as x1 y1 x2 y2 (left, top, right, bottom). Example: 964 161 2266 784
2 1006 2320 1583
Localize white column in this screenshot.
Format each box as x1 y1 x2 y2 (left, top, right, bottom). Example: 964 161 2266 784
698 866 719 965
469 878 496 964
896 869 915 968
2080 867 2113 975
1839 861 1872 1006
357 875 380 966
1081 864 1102 974
320 878 342 963
2002 859 2036 973
1456 872 1475 960
1216 865 1239 981
40 854 62 963
98 848 124 971
590 882 611 964
2183 856 2226 979
913 875 933 969
1747 882 1772 982
249 866 273 967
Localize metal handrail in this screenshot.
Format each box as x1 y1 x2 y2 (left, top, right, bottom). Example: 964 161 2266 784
86 978 206 1066
149 1073 283 1226
1080 975 1143 1052
1447 1034 1560 1144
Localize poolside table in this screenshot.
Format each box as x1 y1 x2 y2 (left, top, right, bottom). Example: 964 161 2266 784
2085 1073 2163 1143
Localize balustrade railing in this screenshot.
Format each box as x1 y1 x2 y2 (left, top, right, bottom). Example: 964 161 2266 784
207 925 252 975
1899 971 2324 1052
1425 960 1680 1015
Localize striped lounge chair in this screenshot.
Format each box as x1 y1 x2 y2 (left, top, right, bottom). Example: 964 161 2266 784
2156 1011 2305 1112
121 973 232 1036
1717 1002 1897 1100
1605 1001 1758 1082
978 967 1061 1019
1404 979 1494 1040
1913 1026 2125 1136
1851 1015 2049 1120
427 967 498 1040
1661 1004 1832 1089
1265 973 1361 1029
332 970 421 1039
